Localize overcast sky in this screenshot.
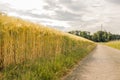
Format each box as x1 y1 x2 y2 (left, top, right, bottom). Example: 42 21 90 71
0 0 120 33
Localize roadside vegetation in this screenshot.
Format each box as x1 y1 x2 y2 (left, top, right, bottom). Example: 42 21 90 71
105 41 120 50
69 31 120 42
0 13 96 80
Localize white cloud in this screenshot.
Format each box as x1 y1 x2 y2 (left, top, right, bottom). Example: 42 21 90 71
2 0 46 10
0 0 120 33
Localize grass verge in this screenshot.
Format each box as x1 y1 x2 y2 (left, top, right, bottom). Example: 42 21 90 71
105 41 120 50
1 44 95 80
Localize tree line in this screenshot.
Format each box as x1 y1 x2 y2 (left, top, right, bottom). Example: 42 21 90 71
68 30 120 42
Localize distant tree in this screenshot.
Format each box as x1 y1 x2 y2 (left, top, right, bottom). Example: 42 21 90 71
92 31 112 42
68 30 120 42
68 31 91 40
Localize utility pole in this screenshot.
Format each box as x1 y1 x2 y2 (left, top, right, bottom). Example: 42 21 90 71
101 24 103 31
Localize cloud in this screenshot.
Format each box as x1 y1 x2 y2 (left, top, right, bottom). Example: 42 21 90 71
0 0 120 33
43 0 107 25
108 0 120 4
52 10 83 21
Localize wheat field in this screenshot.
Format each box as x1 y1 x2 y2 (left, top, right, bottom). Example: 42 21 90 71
0 14 96 80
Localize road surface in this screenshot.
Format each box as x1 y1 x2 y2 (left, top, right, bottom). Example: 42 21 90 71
64 45 120 80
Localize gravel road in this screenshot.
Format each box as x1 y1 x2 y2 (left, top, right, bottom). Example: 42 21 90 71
64 45 120 80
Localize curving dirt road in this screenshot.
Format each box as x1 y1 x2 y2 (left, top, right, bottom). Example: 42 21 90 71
64 45 120 80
